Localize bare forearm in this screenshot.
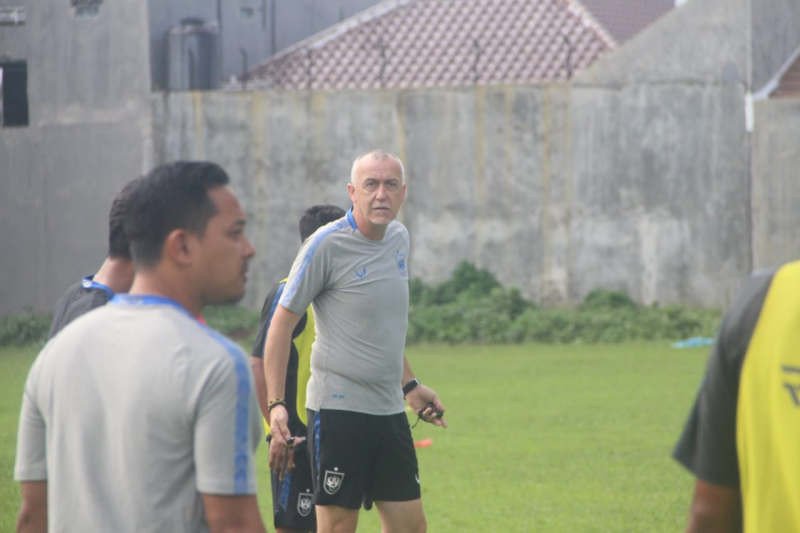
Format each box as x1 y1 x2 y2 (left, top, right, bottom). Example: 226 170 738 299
249 357 268 419
263 306 301 402
402 355 415 384
686 479 742 533
17 481 46 533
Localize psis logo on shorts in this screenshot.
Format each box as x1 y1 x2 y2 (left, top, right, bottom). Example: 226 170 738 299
297 491 313 517
323 468 345 495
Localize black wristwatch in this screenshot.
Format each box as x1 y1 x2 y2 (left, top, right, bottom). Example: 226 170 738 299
402 378 420 397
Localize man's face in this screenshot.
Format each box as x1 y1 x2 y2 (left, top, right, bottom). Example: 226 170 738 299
347 156 406 238
194 186 255 305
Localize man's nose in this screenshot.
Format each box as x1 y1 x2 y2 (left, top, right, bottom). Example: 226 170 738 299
375 183 389 198
243 236 256 258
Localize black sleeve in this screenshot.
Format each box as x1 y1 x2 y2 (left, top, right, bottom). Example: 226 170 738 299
250 281 284 358
672 269 774 486
48 284 110 339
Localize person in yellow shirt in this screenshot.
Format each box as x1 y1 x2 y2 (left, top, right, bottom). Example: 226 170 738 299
250 204 344 533
674 261 800 531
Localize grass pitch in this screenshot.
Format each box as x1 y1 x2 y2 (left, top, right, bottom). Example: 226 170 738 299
2 342 705 532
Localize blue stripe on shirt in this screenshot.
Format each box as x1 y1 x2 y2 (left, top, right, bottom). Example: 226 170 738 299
203 327 253 494
281 217 350 304
265 283 285 327
111 295 253 493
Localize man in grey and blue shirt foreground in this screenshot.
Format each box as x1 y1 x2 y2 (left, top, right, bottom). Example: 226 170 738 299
15 161 265 532
264 150 446 533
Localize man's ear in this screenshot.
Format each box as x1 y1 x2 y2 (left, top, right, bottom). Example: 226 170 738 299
346 182 356 201
162 229 194 267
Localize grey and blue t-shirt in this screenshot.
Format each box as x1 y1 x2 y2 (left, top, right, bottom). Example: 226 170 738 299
15 295 262 532
279 211 410 415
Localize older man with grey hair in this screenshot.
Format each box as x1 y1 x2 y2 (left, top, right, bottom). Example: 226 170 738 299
264 150 446 533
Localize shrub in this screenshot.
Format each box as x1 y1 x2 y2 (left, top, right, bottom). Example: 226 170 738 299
203 305 262 345
407 263 721 345
0 310 51 346
0 305 263 349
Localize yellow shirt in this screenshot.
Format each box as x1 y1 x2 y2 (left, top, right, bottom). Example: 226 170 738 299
737 261 800 530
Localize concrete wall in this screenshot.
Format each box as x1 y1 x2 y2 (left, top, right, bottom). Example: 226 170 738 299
751 99 800 268
2 0 799 316
751 0 800 90
145 0 755 309
151 76 750 309
0 0 152 316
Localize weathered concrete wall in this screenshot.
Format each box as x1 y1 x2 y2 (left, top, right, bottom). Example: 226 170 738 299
751 0 800 89
0 0 152 316
1 0 796 316
146 0 754 309
152 76 750 309
751 99 800 268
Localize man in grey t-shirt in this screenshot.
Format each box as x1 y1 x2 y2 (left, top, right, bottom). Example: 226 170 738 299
15 162 265 532
264 150 446 533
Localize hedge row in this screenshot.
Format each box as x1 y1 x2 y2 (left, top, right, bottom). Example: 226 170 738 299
407 262 721 344
0 262 721 347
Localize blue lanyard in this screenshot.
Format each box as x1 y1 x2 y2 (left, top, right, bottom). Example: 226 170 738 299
81 276 114 299
110 293 194 320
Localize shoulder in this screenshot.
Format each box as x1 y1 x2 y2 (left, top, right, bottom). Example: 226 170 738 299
258 279 288 318
301 216 353 256
183 318 247 364
717 268 775 359
382 220 409 245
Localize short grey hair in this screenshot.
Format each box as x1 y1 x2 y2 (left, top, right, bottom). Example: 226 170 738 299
350 150 405 184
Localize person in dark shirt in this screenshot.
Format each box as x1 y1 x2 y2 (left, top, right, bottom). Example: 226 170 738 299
48 179 140 338
673 264 800 531
251 204 345 533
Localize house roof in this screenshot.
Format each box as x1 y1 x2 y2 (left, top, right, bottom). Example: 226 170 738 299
578 0 673 43
245 0 617 90
771 53 800 98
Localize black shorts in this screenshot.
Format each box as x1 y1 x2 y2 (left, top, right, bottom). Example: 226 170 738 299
307 409 421 509
268 438 316 530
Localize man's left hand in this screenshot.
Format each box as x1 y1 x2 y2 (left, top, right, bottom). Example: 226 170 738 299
406 385 447 428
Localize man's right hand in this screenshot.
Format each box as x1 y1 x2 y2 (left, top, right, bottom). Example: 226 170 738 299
268 404 293 476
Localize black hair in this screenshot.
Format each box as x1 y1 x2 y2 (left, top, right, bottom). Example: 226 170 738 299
125 161 230 267
298 204 346 242
107 178 141 259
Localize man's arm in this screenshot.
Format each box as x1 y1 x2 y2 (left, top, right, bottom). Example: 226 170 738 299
402 355 447 428
249 357 268 421
250 282 285 419
264 304 303 473
202 494 265 533
685 479 742 533
16 481 46 533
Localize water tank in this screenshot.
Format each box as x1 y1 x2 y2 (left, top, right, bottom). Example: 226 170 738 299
166 18 221 90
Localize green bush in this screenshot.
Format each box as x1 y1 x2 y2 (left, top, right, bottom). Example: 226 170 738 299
408 266 721 345
0 305 263 349
0 311 51 347
203 305 262 345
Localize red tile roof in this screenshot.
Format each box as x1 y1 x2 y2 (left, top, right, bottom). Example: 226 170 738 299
579 0 673 43
772 54 800 98
246 0 617 90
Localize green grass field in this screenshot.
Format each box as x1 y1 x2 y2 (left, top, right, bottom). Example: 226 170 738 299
0 342 706 531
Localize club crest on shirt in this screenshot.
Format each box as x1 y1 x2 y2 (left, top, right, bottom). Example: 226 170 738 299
396 250 407 273
354 266 367 280
323 469 345 495
297 491 314 517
